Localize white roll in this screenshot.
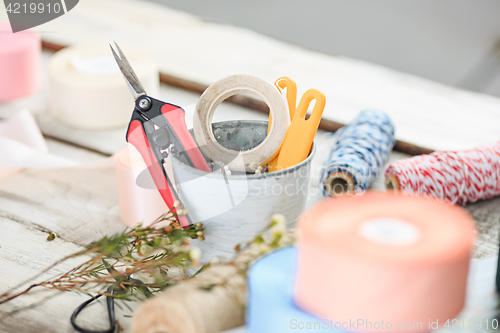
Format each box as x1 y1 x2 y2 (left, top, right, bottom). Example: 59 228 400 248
193 74 290 172
48 43 159 130
114 145 170 228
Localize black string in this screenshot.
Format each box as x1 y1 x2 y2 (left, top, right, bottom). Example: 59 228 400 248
70 287 116 333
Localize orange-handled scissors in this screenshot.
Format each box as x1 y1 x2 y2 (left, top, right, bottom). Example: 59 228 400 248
267 77 296 133
268 79 325 172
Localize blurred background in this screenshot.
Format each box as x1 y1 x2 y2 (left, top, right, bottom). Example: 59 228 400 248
145 0 500 97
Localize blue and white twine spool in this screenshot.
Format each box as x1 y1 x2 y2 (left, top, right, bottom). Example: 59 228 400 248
320 109 395 196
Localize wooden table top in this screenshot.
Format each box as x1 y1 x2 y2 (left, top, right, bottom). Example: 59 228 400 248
0 1 499 331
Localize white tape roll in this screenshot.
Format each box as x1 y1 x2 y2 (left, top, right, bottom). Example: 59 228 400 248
48 43 159 130
193 75 290 172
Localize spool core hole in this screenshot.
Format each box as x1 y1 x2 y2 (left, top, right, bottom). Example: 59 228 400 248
329 178 349 195
359 218 421 246
385 175 399 191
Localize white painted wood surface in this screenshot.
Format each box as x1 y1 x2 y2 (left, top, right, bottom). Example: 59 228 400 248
0 217 138 333
1 0 499 151
0 2 499 332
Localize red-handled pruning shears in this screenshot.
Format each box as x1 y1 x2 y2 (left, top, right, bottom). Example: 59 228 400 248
110 43 210 227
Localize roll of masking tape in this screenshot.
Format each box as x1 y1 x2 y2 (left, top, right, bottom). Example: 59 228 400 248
0 23 41 102
295 192 476 333
48 43 159 130
115 145 170 228
193 74 290 172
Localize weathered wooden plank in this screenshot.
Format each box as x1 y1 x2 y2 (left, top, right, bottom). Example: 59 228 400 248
0 149 136 332
0 159 125 246
44 138 107 164
466 199 500 258
0 218 138 333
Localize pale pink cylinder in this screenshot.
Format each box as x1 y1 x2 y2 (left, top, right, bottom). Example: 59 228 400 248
295 192 476 333
115 146 169 228
0 23 41 102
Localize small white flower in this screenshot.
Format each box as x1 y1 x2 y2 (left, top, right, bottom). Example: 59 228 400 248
209 256 220 265
189 247 202 261
173 201 180 208
140 245 152 256
270 214 286 236
251 242 270 255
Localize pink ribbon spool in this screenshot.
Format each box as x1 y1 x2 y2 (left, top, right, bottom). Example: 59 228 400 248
114 145 170 228
295 192 476 333
0 23 41 102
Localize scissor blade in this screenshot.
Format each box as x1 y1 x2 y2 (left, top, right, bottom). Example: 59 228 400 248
113 42 144 88
110 43 147 100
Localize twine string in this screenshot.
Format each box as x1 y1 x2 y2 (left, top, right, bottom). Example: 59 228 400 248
385 143 500 205
320 109 396 196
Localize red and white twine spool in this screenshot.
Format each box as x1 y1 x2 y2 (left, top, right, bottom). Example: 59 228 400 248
385 142 500 205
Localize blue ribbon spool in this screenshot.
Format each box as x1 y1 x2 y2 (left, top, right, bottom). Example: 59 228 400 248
247 247 346 332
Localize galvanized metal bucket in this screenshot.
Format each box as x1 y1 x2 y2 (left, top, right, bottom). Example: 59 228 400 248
171 120 315 263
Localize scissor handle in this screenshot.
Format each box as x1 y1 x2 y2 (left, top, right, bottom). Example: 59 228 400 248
275 76 297 120
268 77 297 133
268 88 326 172
127 119 191 227
160 103 210 172
296 88 326 125
291 88 326 153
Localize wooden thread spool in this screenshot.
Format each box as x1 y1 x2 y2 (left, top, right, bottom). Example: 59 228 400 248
324 172 355 197
385 174 400 191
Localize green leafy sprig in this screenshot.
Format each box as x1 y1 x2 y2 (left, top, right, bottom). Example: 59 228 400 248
0 208 204 307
